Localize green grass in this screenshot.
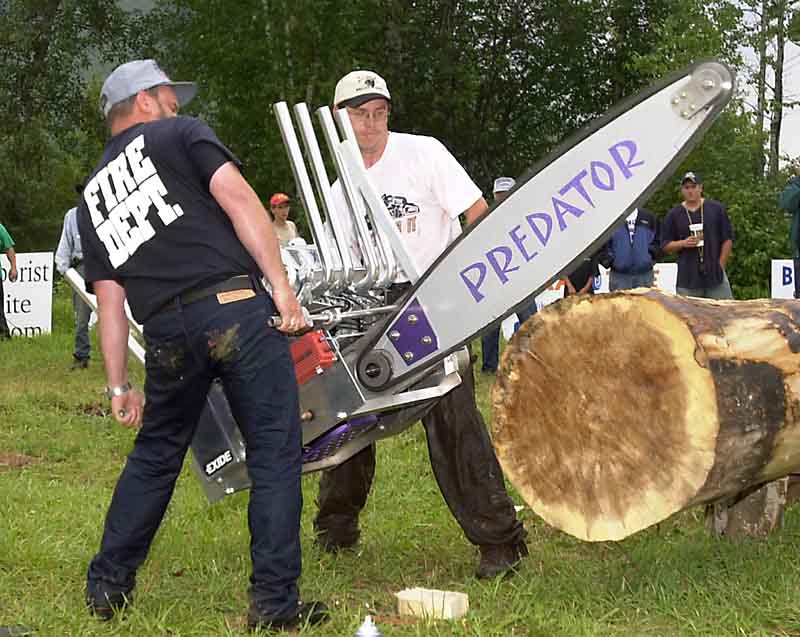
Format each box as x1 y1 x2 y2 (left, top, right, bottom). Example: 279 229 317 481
2 283 800 636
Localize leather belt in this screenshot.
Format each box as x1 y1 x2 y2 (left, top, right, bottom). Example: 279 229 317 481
157 274 264 314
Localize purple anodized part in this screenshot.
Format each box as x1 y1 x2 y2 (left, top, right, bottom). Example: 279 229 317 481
302 415 378 464
386 297 439 366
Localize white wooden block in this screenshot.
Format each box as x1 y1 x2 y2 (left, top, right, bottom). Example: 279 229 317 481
395 587 469 620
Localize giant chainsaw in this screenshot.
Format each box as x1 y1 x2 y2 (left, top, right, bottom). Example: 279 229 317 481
66 60 734 502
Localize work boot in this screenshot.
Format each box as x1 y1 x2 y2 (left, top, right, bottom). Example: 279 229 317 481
247 600 330 632
85 580 133 621
476 540 529 579
70 355 89 370
313 518 360 553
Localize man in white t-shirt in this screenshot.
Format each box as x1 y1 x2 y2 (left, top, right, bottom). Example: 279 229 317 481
316 70 527 579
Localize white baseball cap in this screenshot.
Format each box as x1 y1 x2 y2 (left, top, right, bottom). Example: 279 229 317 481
493 176 516 193
334 70 391 108
100 59 197 117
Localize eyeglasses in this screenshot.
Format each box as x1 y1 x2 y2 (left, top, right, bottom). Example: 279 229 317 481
348 108 389 123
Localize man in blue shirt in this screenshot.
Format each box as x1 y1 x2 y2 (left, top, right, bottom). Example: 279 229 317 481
779 162 800 298
599 208 660 290
662 172 734 298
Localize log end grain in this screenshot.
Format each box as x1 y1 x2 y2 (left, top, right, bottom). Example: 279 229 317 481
492 291 719 541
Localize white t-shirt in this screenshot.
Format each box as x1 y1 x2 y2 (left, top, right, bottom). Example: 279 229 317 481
331 131 482 281
273 219 298 247
626 209 638 243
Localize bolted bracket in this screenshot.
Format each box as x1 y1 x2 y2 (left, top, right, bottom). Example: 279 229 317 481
671 61 734 121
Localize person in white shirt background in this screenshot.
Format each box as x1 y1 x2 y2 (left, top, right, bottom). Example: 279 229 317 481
55 183 92 369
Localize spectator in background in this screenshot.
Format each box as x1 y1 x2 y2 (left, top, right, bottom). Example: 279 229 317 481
55 183 92 369
564 252 600 297
269 193 298 246
0 221 18 340
599 207 660 291
480 176 536 373
779 161 800 298
662 172 734 299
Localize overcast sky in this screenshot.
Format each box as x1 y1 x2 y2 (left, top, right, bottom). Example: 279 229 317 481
776 41 800 162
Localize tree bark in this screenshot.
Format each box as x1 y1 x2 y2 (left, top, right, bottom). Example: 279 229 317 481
711 477 788 541
754 0 769 177
769 0 787 178
492 290 800 542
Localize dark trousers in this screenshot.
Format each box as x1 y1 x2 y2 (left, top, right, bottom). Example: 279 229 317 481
481 328 500 372
316 282 524 547
0 271 9 337
794 258 800 299
315 359 524 546
87 293 302 615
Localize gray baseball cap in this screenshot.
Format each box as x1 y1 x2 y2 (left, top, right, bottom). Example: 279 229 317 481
100 59 197 117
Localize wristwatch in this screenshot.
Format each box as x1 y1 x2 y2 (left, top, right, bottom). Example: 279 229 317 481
105 382 132 400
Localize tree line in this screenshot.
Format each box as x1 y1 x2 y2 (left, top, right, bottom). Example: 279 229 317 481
1 0 797 298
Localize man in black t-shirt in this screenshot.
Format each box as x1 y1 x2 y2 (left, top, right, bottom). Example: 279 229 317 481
564 253 600 296
662 172 734 298
78 59 328 631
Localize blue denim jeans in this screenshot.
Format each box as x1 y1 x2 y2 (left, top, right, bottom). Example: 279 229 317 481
677 271 734 299
73 265 91 360
480 327 500 372
87 292 302 615
609 269 654 291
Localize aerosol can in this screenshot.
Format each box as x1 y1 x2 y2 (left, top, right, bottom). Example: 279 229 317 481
355 614 382 637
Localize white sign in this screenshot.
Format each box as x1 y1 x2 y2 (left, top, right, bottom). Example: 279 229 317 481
771 259 795 299
1 252 53 337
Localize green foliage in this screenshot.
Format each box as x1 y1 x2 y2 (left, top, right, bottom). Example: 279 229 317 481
790 7 800 42
0 0 145 250
0 0 791 296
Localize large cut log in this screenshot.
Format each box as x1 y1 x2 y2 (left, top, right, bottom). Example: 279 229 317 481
492 289 800 542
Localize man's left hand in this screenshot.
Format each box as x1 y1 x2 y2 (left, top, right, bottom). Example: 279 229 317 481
8 267 17 282
112 389 145 428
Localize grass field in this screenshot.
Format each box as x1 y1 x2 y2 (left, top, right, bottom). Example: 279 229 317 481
2 283 800 636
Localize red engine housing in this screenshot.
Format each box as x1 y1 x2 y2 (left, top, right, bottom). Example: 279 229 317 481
290 330 337 385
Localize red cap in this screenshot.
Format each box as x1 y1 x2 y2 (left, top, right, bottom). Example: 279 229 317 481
270 193 290 206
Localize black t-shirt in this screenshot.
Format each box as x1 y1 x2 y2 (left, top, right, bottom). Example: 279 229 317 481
661 198 733 290
566 254 600 295
77 116 259 323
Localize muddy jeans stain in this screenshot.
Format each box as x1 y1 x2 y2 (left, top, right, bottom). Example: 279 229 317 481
207 324 241 362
